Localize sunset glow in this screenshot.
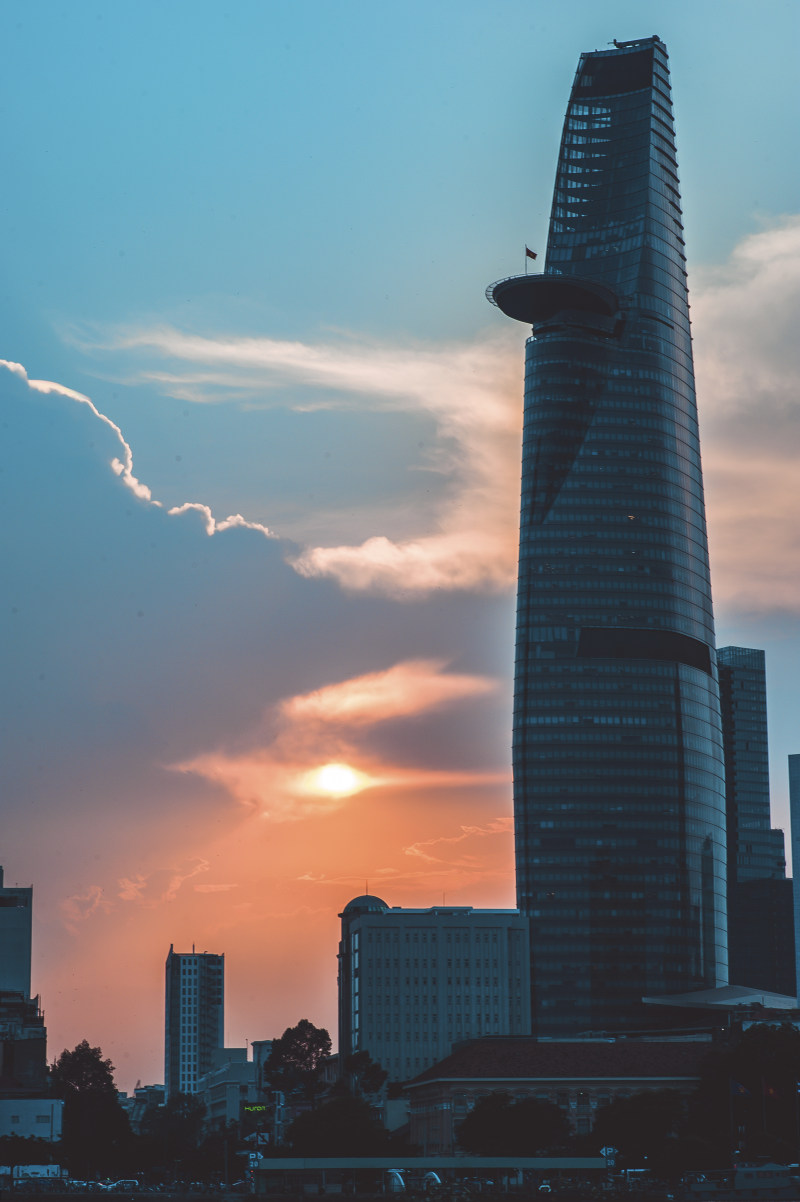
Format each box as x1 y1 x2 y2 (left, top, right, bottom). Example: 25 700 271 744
304 762 370 797
1 1 797 1098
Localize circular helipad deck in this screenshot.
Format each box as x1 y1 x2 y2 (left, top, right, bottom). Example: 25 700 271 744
486 272 619 324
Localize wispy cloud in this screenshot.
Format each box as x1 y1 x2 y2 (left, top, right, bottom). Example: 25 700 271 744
404 817 514 864
0 359 276 542
69 325 524 596
60 885 110 933
114 865 215 908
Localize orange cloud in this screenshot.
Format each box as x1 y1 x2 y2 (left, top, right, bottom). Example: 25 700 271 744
170 658 503 821
60 885 111 934
282 658 498 727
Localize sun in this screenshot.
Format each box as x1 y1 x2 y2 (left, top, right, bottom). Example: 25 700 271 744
310 762 367 797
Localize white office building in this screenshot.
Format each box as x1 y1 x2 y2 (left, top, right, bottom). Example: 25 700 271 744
338 896 531 1082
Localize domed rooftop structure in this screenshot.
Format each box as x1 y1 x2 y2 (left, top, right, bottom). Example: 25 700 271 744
341 894 389 916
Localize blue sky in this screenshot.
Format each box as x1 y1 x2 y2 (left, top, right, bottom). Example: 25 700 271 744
2 0 799 1090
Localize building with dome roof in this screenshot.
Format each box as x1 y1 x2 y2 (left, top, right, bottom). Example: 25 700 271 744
338 897 530 1082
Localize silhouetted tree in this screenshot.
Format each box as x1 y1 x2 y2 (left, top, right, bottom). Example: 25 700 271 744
690 1024 800 1164
344 1051 388 1098
264 1020 332 1106
50 1041 132 1177
592 1090 691 1170
456 1091 570 1155
138 1093 207 1177
0 1136 54 1167
286 1095 411 1157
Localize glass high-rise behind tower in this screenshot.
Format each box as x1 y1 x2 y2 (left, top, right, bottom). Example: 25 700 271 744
488 37 728 1034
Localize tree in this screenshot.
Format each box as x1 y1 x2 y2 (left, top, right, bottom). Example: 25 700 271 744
264 1020 332 1106
0 1136 54 1168
286 1095 411 1157
344 1051 388 1098
689 1024 800 1164
50 1041 132 1178
51 1040 118 1097
591 1090 689 1169
456 1092 570 1156
139 1093 207 1178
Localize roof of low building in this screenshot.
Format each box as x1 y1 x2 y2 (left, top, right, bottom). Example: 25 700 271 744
406 1037 709 1088
642 984 798 1009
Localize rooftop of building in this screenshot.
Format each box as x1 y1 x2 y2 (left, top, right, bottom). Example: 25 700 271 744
341 896 522 919
406 1036 710 1089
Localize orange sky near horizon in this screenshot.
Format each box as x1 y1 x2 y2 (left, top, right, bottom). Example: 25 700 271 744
37 773 516 1094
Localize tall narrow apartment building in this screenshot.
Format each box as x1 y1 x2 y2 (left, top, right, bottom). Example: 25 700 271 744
164 947 224 1098
488 36 728 1034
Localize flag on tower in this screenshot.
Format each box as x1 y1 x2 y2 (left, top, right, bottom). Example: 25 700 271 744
525 246 538 260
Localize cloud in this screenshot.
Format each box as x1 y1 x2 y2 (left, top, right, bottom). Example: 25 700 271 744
70 214 800 612
70 325 524 596
282 658 498 727
60 885 110 934
0 359 276 543
171 659 505 821
404 817 514 864
692 216 800 614
1 359 155 503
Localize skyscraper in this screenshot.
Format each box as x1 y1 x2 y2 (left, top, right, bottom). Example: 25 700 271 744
488 37 728 1034
164 946 224 1098
789 755 800 999
717 647 793 994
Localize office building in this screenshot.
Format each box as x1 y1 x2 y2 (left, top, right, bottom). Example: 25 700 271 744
487 37 727 1034
0 869 62 1141
338 895 531 1082
164 946 224 1098
0 867 32 997
717 647 793 994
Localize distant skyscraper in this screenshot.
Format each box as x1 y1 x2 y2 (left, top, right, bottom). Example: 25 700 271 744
717 648 793 994
790 755 800 999
488 36 728 1034
164 946 224 1098
338 896 531 1081
718 648 785 882
0 865 32 997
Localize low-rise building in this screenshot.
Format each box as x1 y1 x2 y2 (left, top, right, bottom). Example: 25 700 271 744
197 1049 258 1128
404 1037 709 1154
0 1096 62 1142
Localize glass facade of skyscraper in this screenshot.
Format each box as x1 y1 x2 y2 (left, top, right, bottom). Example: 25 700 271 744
489 37 728 1034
